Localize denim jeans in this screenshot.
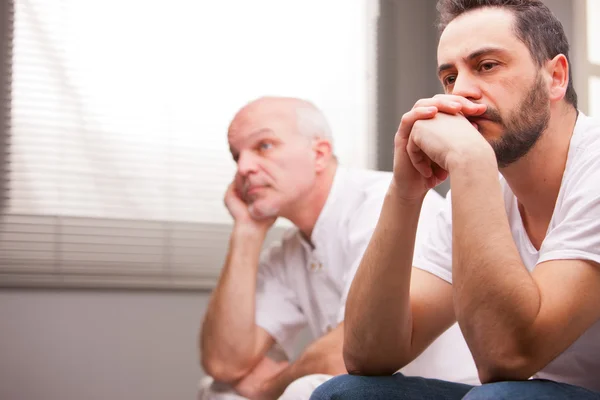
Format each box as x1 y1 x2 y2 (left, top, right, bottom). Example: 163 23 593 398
310 373 600 400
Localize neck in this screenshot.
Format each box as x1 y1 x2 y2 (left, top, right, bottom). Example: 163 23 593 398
501 105 578 223
286 162 338 240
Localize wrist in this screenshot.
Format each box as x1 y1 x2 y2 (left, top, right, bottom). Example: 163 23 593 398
387 180 427 208
261 372 287 400
232 222 269 243
447 142 496 174
448 144 499 192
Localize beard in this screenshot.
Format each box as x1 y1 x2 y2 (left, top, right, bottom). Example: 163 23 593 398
480 73 551 168
239 176 280 220
248 200 280 220
244 185 281 220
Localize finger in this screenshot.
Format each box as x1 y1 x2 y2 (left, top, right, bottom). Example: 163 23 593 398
414 97 462 114
459 102 487 117
432 94 484 111
432 163 449 182
224 182 235 200
415 95 486 116
423 164 449 189
406 134 433 178
397 106 438 143
426 175 439 189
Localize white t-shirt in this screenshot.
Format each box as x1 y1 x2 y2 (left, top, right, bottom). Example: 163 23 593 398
415 112 600 392
255 167 480 384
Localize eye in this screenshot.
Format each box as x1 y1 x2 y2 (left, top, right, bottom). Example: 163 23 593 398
258 141 273 151
479 61 498 72
443 74 456 87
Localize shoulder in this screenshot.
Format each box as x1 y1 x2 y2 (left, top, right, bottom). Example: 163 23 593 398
564 114 600 178
339 168 392 220
260 226 303 268
561 114 600 197
570 113 600 154
536 115 600 263
327 167 392 214
343 167 393 196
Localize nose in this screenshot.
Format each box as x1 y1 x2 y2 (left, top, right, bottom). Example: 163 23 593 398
450 72 482 101
237 150 259 177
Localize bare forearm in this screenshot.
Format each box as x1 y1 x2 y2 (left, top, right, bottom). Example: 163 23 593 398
450 157 541 377
343 183 422 374
201 225 267 376
264 325 346 398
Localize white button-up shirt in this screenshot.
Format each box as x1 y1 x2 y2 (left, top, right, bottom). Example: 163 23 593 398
255 166 479 384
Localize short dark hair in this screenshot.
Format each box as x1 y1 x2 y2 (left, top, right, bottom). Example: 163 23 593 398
437 0 577 108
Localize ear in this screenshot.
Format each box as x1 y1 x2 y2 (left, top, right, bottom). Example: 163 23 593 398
312 138 333 172
545 54 569 103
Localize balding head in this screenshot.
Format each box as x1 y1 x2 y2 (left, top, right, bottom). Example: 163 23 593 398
229 96 334 149
226 96 337 221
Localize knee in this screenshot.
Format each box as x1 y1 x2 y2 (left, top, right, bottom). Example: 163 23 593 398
280 374 333 400
309 374 370 400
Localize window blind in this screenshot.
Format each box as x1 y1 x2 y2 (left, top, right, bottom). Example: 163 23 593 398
0 0 375 289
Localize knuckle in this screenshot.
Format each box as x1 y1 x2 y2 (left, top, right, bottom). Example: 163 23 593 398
413 98 430 108
393 132 403 146
400 112 412 124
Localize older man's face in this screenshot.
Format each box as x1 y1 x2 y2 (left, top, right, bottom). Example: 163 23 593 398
227 101 318 219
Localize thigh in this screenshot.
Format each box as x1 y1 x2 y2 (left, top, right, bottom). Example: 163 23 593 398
280 374 334 400
463 379 600 400
310 373 473 400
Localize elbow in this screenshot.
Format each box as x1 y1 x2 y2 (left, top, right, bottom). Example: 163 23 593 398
476 353 536 384
201 354 251 384
199 333 254 383
343 345 405 377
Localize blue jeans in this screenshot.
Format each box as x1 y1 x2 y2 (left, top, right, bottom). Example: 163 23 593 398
310 373 600 400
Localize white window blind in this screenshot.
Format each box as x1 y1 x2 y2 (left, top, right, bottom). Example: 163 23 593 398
0 0 375 288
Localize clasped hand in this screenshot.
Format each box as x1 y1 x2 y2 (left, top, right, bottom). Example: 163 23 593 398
392 94 494 200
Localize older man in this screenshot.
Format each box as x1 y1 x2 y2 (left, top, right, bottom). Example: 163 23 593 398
199 97 478 399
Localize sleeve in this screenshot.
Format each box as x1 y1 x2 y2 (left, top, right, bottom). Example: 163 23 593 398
413 189 454 284
538 151 600 266
335 188 446 323
255 241 308 358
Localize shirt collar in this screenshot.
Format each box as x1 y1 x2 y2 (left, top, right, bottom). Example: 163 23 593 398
299 165 347 252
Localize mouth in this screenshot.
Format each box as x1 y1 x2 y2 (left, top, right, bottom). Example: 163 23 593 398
467 116 491 131
241 177 271 199
246 185 267 196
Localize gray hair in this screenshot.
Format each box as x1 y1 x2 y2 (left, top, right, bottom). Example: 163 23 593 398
295 102 335 151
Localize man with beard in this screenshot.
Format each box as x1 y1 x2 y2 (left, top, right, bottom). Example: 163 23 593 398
311 0 600 399
198 96 480 399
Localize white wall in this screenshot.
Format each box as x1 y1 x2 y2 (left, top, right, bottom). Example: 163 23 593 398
0 289 208 400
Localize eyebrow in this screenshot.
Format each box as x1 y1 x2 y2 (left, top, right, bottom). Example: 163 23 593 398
437 46 508 78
